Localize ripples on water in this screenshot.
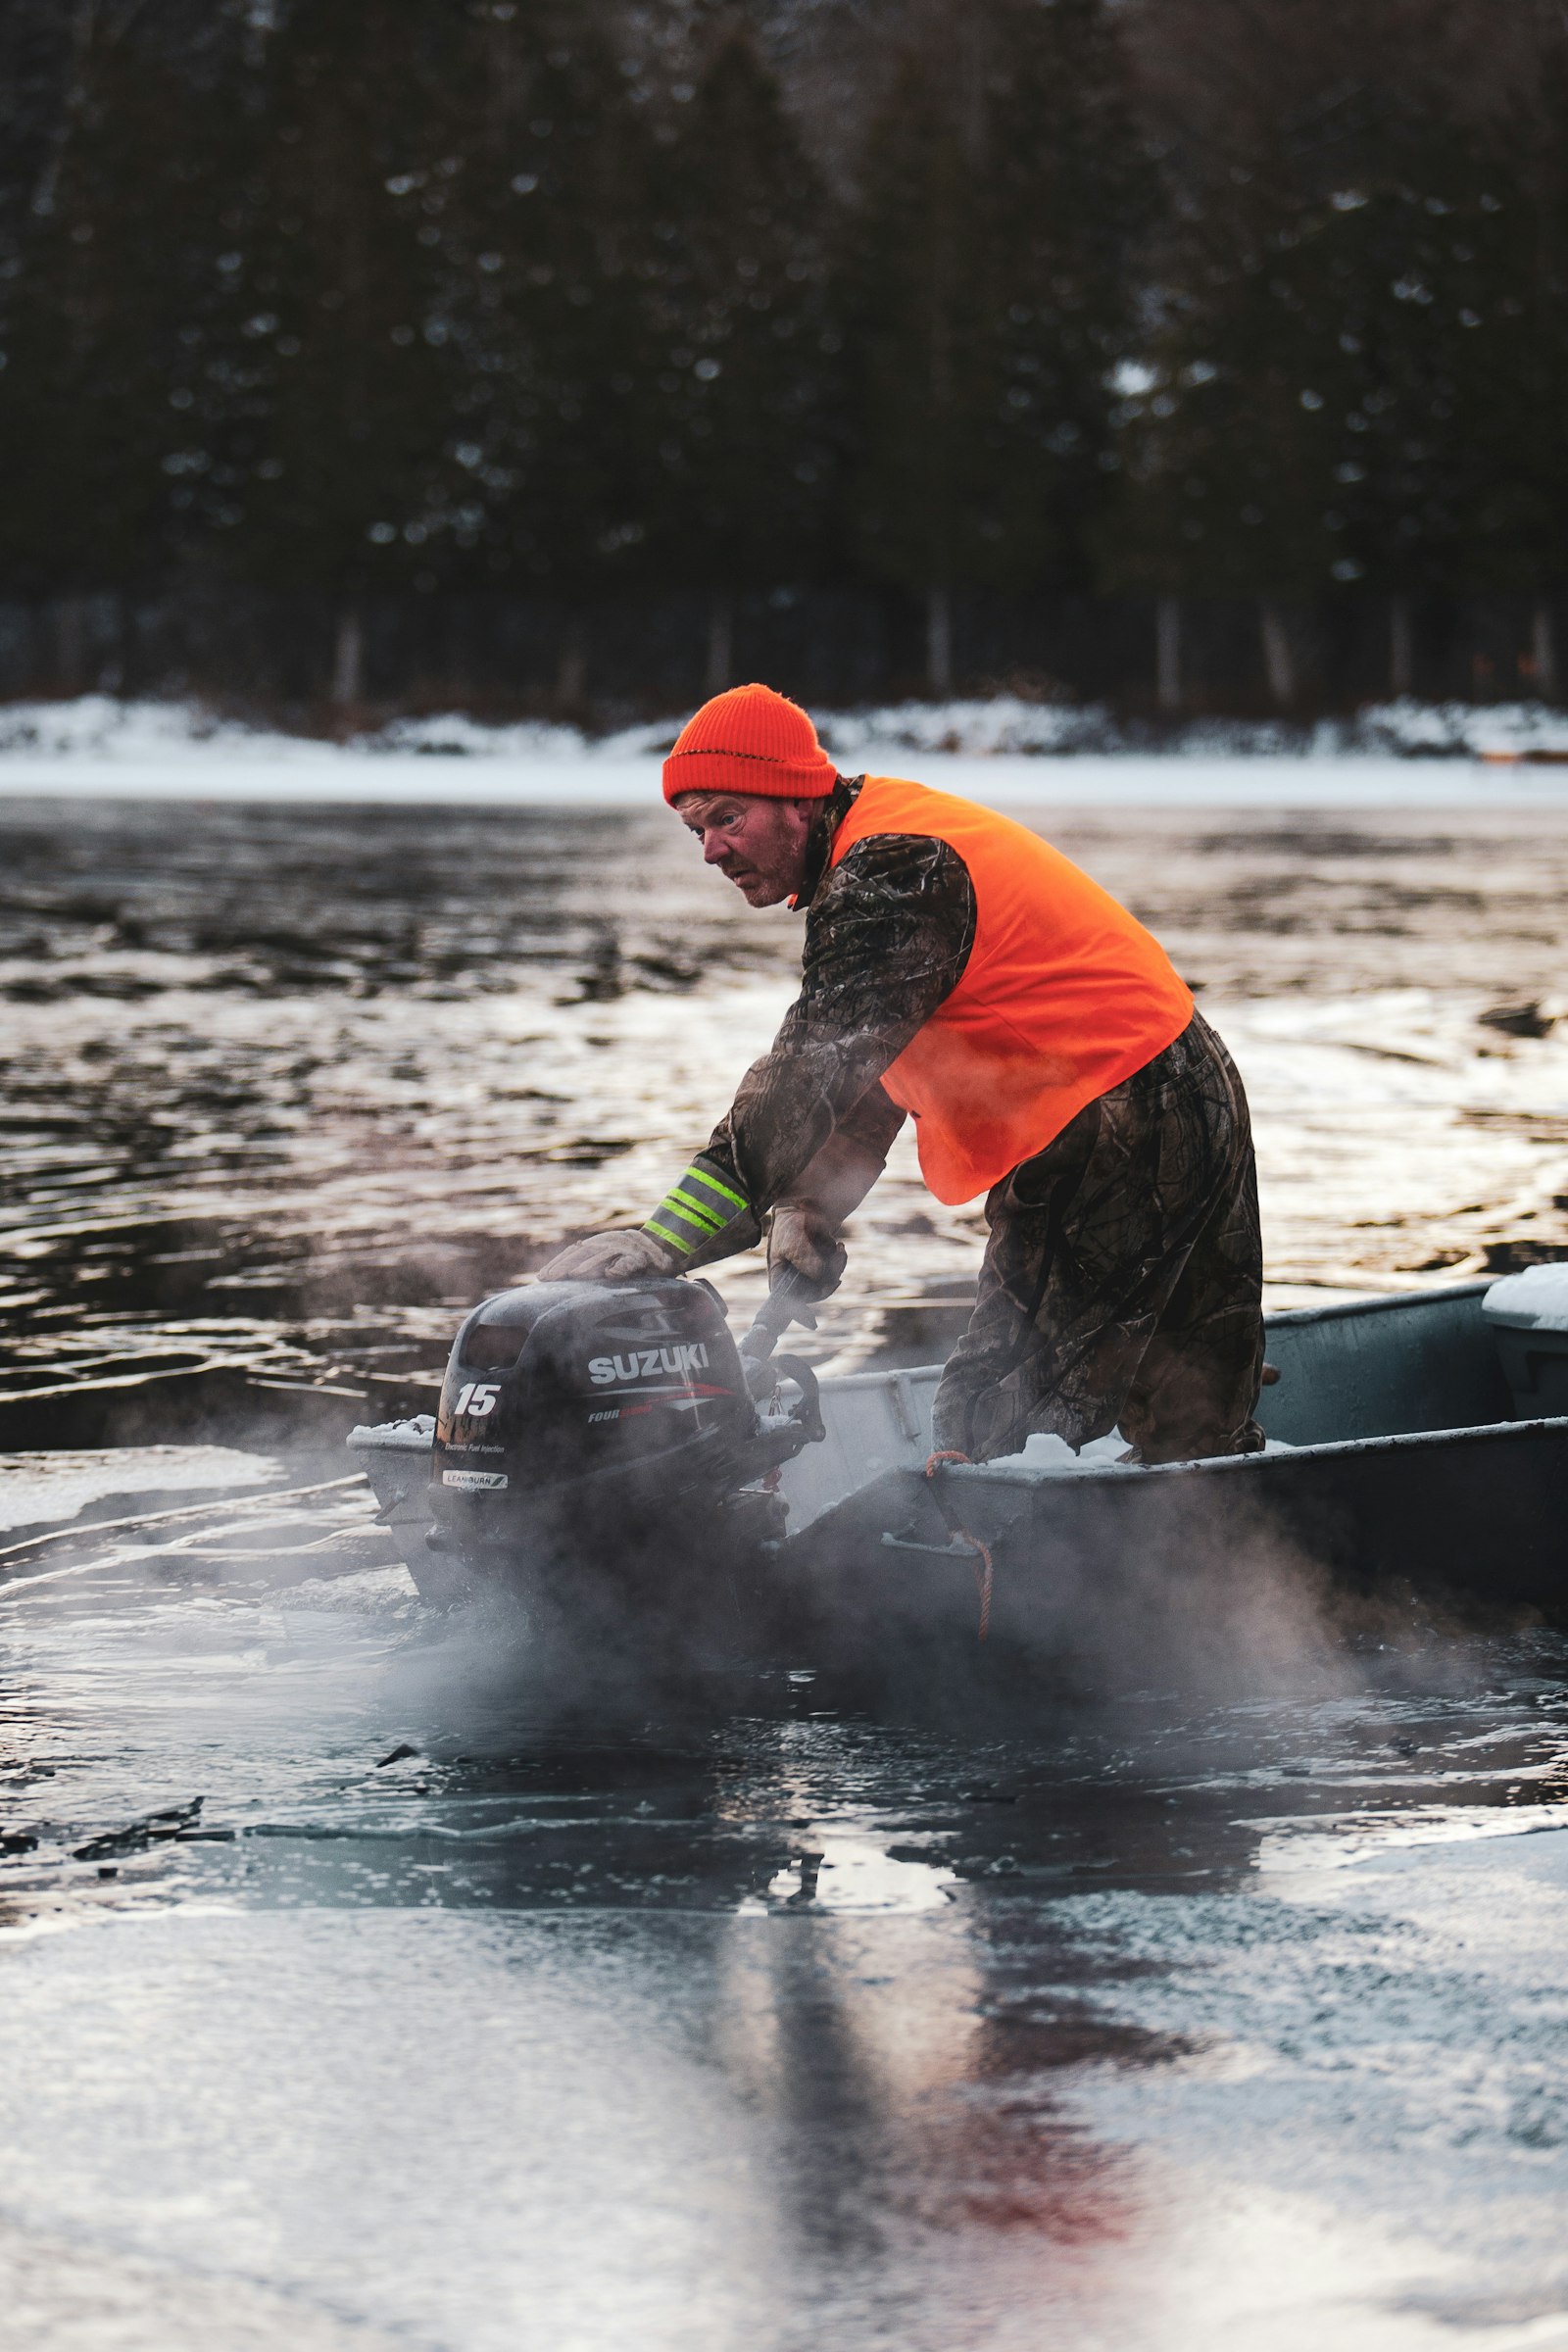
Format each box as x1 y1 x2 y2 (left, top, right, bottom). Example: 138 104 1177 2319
2 798 1568 2346
4 798 1568 1434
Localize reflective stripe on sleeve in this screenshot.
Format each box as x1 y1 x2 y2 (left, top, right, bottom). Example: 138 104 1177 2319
642 1160 750 1260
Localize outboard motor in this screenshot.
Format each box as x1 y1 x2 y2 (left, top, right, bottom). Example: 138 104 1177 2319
426 1275 823 1633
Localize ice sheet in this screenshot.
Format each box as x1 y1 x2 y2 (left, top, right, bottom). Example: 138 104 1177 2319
0 1446 276 1533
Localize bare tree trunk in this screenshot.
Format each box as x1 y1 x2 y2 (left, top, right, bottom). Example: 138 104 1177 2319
705 593 733 698
926 584 954 697
557 619 587 708
54 597 87 694
330 607 364 708
1389 596 1414 699
97 589 124 696
1259 600 1296 708
1155 595 1182 713
1532 601 1558 703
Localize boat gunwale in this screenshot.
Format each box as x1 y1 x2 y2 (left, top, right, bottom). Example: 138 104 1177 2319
1260 1277 1494 1329
940 1406 1568 1499
808 1280 1501 1398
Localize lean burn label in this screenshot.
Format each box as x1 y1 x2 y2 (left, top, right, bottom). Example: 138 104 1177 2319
441 1469 509 1491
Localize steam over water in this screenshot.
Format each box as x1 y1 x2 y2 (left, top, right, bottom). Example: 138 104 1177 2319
2 797 1568 2348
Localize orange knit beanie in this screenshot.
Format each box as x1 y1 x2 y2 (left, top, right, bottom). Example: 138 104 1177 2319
662 683 837 804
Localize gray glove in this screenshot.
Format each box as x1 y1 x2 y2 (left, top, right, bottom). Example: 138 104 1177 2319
538 1229 679 1283
766 1200 848 1301
764 1127 888 1302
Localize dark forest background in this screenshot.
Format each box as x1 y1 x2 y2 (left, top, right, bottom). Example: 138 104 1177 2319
3 0 1567 720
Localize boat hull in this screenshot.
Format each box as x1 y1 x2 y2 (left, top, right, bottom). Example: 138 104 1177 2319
350 1280 1568 1689
776 1413 1568 1688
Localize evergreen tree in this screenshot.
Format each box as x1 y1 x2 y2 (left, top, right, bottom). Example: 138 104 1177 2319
236 0 476 611
1107 0 1568 619
432 3 661 627
643 18 838 683
1464 9 1568 607
843 0 1152 687
0 0 75 278
0 3 260 593
3 0 1563 715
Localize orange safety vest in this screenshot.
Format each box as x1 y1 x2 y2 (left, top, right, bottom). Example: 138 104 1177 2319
828 776 1193 1205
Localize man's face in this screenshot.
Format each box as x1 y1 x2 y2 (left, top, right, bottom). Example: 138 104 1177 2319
674 792 818 907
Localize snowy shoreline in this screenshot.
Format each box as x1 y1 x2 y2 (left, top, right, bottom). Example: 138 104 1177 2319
5 692 1568 808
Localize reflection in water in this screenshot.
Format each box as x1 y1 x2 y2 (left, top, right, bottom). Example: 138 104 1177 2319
0 1494 1565 2342
3 797 1568 2341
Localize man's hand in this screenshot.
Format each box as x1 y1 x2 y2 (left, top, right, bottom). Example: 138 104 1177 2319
538 1229 679 1283
763 1123 889 1302
767 1200 848 1301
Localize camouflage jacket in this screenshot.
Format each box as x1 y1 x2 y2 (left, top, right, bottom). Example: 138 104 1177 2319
645 775 977 1264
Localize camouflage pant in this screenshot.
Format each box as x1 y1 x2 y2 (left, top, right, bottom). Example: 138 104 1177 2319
930 1010 1266 1465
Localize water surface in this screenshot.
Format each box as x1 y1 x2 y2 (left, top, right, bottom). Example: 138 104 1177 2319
2 798 1568 2347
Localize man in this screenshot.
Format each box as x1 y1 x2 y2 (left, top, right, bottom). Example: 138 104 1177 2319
544 683 1264 1464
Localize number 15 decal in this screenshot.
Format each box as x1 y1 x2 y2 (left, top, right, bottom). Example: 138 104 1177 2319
454 1381 500 1417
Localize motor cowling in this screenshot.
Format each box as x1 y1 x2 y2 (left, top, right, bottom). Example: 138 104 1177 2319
429 1275 780 1556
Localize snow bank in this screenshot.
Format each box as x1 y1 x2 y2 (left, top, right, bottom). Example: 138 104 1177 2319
821 694 1568 762
4 692 1568 807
